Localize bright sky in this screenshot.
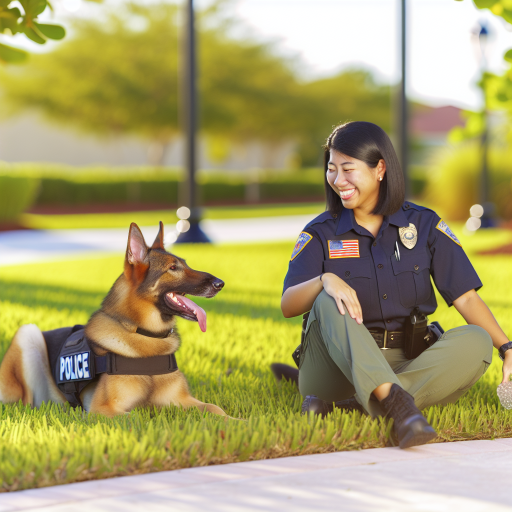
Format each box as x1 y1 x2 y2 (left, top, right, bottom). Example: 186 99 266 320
227 0 512 110
9 0 512 111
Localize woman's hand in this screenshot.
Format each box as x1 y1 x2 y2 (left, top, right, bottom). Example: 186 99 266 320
322 272 363 324
502 351 512 384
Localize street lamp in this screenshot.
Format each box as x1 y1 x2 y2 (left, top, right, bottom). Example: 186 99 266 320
473 21 495 228
399 0 410 199
175 0 211 244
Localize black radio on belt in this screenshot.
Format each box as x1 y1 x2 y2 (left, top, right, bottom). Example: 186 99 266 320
404 307 433 359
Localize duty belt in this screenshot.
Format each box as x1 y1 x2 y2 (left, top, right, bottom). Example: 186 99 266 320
368 329 405 349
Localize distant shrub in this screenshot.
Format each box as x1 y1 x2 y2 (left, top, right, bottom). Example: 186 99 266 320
0 165 326 208
423 144 512 221
0 175 40 224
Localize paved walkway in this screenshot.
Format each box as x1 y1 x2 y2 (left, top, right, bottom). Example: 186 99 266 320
0 215 313 266
0 438 511 511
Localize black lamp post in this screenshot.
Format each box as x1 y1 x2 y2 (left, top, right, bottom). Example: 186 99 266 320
475 22 494 228
399 0 410 199
175 0 211 244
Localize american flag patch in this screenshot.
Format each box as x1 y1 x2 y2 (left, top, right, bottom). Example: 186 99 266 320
328 239 360 259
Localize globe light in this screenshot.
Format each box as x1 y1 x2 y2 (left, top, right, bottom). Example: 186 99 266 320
466 217 482 232
165 232 178 245
469 204 484 218
176 206 191 220
176 220 191 233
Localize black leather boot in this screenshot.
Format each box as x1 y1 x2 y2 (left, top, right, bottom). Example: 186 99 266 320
301 395 366 417
380 384 437 449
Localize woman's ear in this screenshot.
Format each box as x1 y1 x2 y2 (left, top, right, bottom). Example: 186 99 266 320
377 159 387 181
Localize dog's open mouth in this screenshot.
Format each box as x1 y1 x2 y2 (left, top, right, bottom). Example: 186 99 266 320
165 292 207 332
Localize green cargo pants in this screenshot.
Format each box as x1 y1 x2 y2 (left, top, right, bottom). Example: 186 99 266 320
299 290 493 418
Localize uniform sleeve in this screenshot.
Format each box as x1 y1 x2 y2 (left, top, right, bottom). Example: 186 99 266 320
282 230 324 295
428 215 482 306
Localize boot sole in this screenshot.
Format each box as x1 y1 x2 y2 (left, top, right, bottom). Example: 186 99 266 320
397 415 437 449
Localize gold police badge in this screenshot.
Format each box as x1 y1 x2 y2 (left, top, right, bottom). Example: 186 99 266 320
399 223 417 249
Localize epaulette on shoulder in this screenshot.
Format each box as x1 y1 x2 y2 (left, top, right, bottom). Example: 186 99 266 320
402 201 435 214
305 211 333 229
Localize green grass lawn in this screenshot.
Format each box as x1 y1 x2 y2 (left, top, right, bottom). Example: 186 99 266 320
21 202 325 230
1 228 512 491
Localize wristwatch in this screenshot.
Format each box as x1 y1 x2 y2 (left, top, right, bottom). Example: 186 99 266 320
499 341 512 361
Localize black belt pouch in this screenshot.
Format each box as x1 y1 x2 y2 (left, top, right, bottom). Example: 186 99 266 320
404 308 443 359
292 312 309 368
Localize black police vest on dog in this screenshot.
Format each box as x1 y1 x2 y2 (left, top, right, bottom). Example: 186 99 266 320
43 325 179 408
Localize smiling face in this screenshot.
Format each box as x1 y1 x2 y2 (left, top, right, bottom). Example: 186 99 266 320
119 222 224 334
326 150 386 213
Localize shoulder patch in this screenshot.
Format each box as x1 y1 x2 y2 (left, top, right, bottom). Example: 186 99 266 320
436 219 461 247
291 232 313 261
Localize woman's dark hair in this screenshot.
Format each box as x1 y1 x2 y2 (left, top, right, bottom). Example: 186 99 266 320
323 121 405 216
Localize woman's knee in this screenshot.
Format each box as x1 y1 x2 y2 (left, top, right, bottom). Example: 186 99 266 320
464 325 493 361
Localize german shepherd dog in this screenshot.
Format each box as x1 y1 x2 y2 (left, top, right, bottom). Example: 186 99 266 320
0 222 229 417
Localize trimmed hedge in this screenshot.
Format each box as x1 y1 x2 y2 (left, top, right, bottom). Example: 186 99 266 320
0 175 40 223
424 144 512 221
0 164 428 212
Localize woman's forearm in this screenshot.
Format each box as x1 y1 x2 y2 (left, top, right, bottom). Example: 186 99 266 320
453 289 509 350
281 275 324 318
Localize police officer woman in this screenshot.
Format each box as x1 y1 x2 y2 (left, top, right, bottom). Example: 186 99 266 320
280 121 512 449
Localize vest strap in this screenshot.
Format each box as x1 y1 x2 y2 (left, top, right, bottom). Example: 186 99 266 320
94 353 178 376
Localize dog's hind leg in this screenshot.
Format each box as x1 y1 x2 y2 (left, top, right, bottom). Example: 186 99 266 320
0 325 66 407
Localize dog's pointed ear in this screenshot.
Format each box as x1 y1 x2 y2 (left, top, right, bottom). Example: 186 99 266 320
125 223 149 270
151 221 165 250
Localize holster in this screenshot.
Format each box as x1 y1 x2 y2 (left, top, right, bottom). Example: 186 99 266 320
403 308 444 359
292 312 309 368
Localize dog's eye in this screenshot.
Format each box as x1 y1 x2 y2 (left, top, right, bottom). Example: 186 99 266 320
168 265 177 271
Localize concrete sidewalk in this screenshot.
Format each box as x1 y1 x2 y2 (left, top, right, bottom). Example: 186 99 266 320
0 438 511 512
0 215 313 266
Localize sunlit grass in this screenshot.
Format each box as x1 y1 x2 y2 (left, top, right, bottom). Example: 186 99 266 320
21 202 325 230
0 230 511 491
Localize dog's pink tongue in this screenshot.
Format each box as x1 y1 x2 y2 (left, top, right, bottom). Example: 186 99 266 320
177 294 206 332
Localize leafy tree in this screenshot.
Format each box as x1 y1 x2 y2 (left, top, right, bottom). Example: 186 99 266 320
0 2 392 167
296 70 391 166
451 0 512 143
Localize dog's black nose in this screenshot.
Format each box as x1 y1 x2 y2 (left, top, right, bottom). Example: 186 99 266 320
212 279 224 290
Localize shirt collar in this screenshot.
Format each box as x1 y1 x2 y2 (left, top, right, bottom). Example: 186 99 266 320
335 208 358 235
388 207 409 227
335 206 409 236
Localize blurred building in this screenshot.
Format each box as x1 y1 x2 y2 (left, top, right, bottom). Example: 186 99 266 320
0 112 295 170
409 105 465 166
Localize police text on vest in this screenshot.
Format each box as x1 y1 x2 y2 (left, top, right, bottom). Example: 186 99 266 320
59 352 90 382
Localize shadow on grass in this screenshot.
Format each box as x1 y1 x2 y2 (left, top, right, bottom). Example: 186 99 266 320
0 279 103 315
0 279 298 326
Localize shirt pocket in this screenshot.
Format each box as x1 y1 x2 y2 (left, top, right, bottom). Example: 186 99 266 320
391 248 432 308
323 256 372 302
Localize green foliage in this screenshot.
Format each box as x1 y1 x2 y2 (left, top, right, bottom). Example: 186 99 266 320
423 144 512 221
0 236 511 490
0 175 40 223
452 1 512 142
0 0 66 64
0 3 391 166
0 165 326 207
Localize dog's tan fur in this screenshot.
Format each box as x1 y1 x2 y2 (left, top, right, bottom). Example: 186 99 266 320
0 222 228 418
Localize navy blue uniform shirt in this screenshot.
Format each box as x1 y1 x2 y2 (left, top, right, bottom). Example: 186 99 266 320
283 201 482 331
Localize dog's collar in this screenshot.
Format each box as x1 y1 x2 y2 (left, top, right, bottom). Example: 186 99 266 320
136 327 174 339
